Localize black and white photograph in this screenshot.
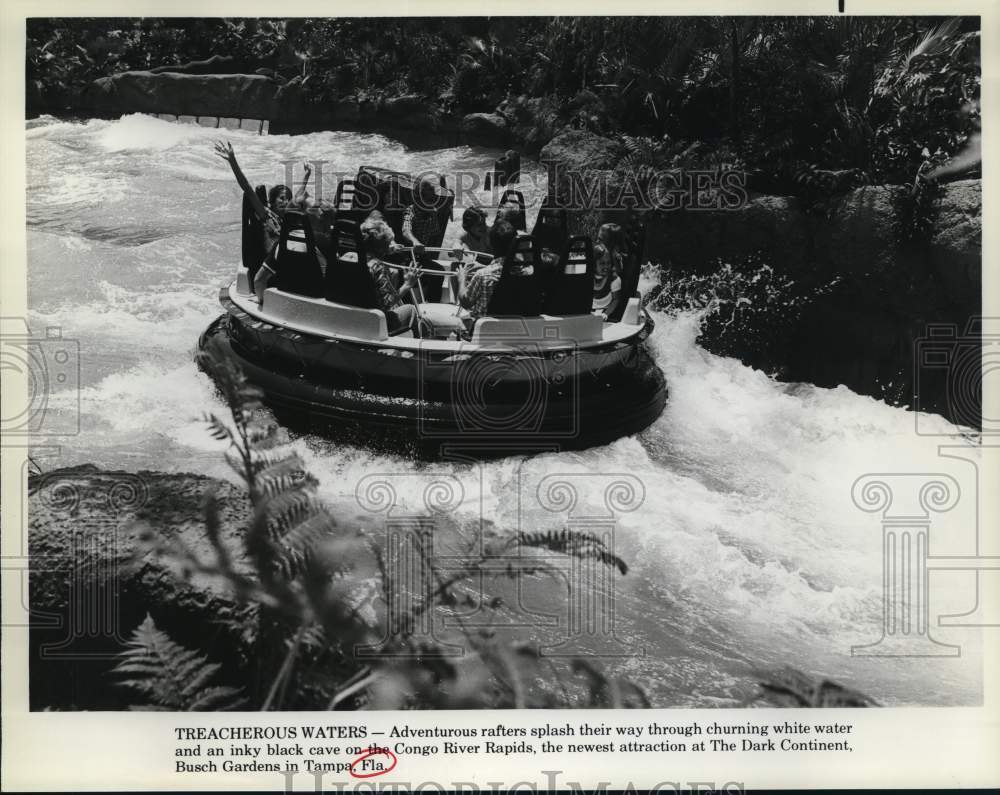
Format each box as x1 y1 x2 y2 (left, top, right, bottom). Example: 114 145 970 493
3 6 998 791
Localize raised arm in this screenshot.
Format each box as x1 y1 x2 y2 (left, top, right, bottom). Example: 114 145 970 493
214 140 273 226
401 205 423 248
293 160 312 208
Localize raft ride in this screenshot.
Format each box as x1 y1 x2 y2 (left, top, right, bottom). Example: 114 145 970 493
199 165 667 455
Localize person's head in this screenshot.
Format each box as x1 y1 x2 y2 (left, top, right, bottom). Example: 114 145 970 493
489 220 517 259
495 205 524 231
361 217 395 259
597 222 625 253
415 176 438 210
269 185 293 212
462 207 488 235
594 242 614 281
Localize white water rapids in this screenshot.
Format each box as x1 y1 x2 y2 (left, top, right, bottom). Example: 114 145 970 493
25 114 983 707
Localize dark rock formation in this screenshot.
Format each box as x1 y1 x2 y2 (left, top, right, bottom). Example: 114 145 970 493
539 130 982 421
379 94 440 130
86 71 282 119
499 94 569 154
461 112 509 147
28 465 256 709
540 129 622 174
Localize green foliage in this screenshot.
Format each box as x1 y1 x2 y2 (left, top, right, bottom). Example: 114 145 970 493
114 615 246 711
893 168 944 245
27 18 289 109
754 666 879 707
30 17 979 188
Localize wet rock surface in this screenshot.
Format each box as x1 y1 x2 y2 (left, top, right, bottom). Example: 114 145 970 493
28 464 254 709
539 130 981 422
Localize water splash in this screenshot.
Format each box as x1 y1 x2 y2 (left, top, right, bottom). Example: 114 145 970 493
25 114 981 707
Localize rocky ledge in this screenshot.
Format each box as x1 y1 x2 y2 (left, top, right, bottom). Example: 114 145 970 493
28 465 255 709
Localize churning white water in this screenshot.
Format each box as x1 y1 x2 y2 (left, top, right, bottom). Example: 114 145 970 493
26 114 983 707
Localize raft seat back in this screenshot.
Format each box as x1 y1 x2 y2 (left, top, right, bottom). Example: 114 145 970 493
607 223 646 323
324 219 381 310
529 197 568 257
333 179 366 225
543 235 595 316
262 289 388 341
356 165 409 238
236 267 252 295
471 314 603 346
271 211 324 299
432 188 456 247
497 189 526 231
504 150 521 184
335 179 356 210
486 234 544 317
241 184 270 278
621 296 642 325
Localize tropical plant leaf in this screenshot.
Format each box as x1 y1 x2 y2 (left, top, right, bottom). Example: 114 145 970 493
114 615 246 711
517 529 628 575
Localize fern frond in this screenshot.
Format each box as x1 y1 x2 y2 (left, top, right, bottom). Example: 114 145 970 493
188 686 249 711
275 512 340 580
250 447 302 473
261 489 326 541
203 413 235 443
518 529 628 575
254 456 318 501
756 666 878 707
114 615 246 711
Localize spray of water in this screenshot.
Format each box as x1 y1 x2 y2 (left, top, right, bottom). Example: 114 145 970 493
25 114 981 706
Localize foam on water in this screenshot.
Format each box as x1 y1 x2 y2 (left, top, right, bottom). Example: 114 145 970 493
24 115 982 707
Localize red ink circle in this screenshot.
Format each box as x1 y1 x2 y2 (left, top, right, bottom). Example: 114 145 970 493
348 747 398 779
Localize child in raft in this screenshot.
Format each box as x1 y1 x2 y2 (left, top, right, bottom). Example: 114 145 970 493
458 206 491 254
592 222 626 320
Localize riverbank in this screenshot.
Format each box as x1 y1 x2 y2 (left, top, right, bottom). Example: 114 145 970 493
28 464 256 709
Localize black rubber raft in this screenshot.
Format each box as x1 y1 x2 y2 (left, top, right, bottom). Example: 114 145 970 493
199 165 667 458
200 303 666 458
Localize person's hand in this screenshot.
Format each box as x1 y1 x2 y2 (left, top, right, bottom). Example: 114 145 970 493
213 140 235 162
301 160 312 178
412 243 425 258
448 247 465 261
403 265 419 288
